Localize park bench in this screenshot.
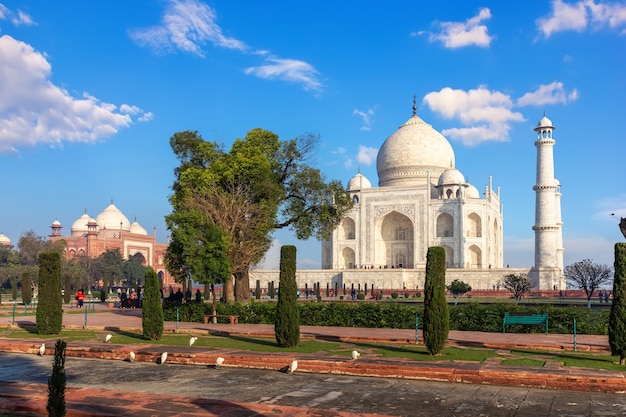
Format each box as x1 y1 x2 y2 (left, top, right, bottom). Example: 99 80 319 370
503 312 548 334
204 314 239 325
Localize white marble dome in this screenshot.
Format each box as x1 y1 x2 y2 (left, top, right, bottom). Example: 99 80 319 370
0 233 11 246
347 172 372 191
95 203 131 231
130 220 148 235
438 168 465 186
71 213 91 236
465 184 480 199
537 114 553 128
376 114 455 187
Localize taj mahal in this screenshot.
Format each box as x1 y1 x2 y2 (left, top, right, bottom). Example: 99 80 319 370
250 105 565 292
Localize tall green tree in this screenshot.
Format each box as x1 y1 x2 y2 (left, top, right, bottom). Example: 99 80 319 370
47 339 66 417
36 252 63 335
565 259 613 308
501 273 534 304
166 129 351 303
21 272 32 305
142 268 164 340
275 246 300 348
423 247 449 355
609 243 626 364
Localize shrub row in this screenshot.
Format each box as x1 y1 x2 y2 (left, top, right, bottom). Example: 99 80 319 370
163 301 610 335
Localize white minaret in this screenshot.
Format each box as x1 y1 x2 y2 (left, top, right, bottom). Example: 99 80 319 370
530 114 564 290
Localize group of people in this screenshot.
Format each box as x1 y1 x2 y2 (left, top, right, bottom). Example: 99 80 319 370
164 287 203 304
119 288 142 308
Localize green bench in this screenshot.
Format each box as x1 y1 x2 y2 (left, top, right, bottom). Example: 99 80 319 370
503 312 548 334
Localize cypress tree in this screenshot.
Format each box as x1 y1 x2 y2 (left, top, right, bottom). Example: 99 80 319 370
142 268 164 340
255 280 261 300
275 245 300 347
47 339 66 417
609 243 626 364
423 246 449 355
63 274 71 305
11 278 18 301
22 272 32 306
100 277 108 303
36 252 63 335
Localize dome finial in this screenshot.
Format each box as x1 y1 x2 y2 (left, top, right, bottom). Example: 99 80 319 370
412 94 417 116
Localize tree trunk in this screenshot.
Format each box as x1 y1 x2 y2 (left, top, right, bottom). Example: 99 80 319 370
211 284 217 324
224 275 235 303
234 270 251 303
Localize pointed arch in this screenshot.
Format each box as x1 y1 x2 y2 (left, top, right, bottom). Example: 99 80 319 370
436 213 454 237
467 213 482 237
376 211 414 268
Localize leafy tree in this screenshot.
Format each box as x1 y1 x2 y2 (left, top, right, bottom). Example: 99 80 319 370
62 258 87 298
275 246 300 347
99 249 124 289
565 259 613 308
142 268 164 340
166 129 351 303
501 273 534 304
123 256 146 289
47 339 66 417
447 279 472 305
36 252 63 335
423 247 449 355
610 243 626 364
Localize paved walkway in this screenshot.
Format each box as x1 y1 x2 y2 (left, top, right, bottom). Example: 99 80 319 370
0 305 624 416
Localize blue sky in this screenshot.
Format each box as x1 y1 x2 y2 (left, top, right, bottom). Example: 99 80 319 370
0 0 624 270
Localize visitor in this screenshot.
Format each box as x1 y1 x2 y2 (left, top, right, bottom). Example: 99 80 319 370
195 289 202 303
130 290 137 308
175 288 184 304
76 288 85 308
120 289 128 308
185 288 192 303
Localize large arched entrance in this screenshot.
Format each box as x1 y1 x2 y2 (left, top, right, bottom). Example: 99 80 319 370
376 211 414 268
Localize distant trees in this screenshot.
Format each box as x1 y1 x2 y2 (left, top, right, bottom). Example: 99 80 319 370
565 259 613 308
609 243 626 364
36 252 63 335
275 246 300 348
501 273 534 304
446 279 471 305
423 247 449 355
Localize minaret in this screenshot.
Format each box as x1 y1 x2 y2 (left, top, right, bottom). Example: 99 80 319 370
530 114 564 290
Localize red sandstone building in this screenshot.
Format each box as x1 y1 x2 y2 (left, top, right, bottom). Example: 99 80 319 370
49 202 173 287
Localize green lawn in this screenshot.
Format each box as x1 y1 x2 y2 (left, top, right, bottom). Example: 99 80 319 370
1 327 623 371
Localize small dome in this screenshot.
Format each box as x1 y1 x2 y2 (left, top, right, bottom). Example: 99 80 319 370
465 184 480 199
376 114 455 187
130 220 148 235
71 213 91 236
537 114 553 128
347 173 372 191
0 233 11 246
96 203 131 231
438 168 465 186
52 219 61 226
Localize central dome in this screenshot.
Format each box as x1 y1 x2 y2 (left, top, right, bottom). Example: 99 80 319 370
96 203 131 232
376 114 455 187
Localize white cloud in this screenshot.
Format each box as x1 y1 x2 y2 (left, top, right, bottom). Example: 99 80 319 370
344 158 354 169
0 4 35 27
537 0 626 38
129 0 246 56
357 146 378 166
423 86 525 146
425 8 494 48
0 35 146 154
593 194 626 220
245 57 322 92
12 9 35 26
332 147 347 155
517 81 579 106
353 108 375 131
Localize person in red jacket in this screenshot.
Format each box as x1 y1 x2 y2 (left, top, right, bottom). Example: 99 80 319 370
76 289 85 308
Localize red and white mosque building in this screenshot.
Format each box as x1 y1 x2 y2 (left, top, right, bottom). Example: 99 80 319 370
49 202 174 287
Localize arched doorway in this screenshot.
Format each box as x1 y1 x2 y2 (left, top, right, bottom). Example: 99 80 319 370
376 211 414 268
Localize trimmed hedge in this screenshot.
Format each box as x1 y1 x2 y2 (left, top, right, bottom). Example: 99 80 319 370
163 300 610 335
